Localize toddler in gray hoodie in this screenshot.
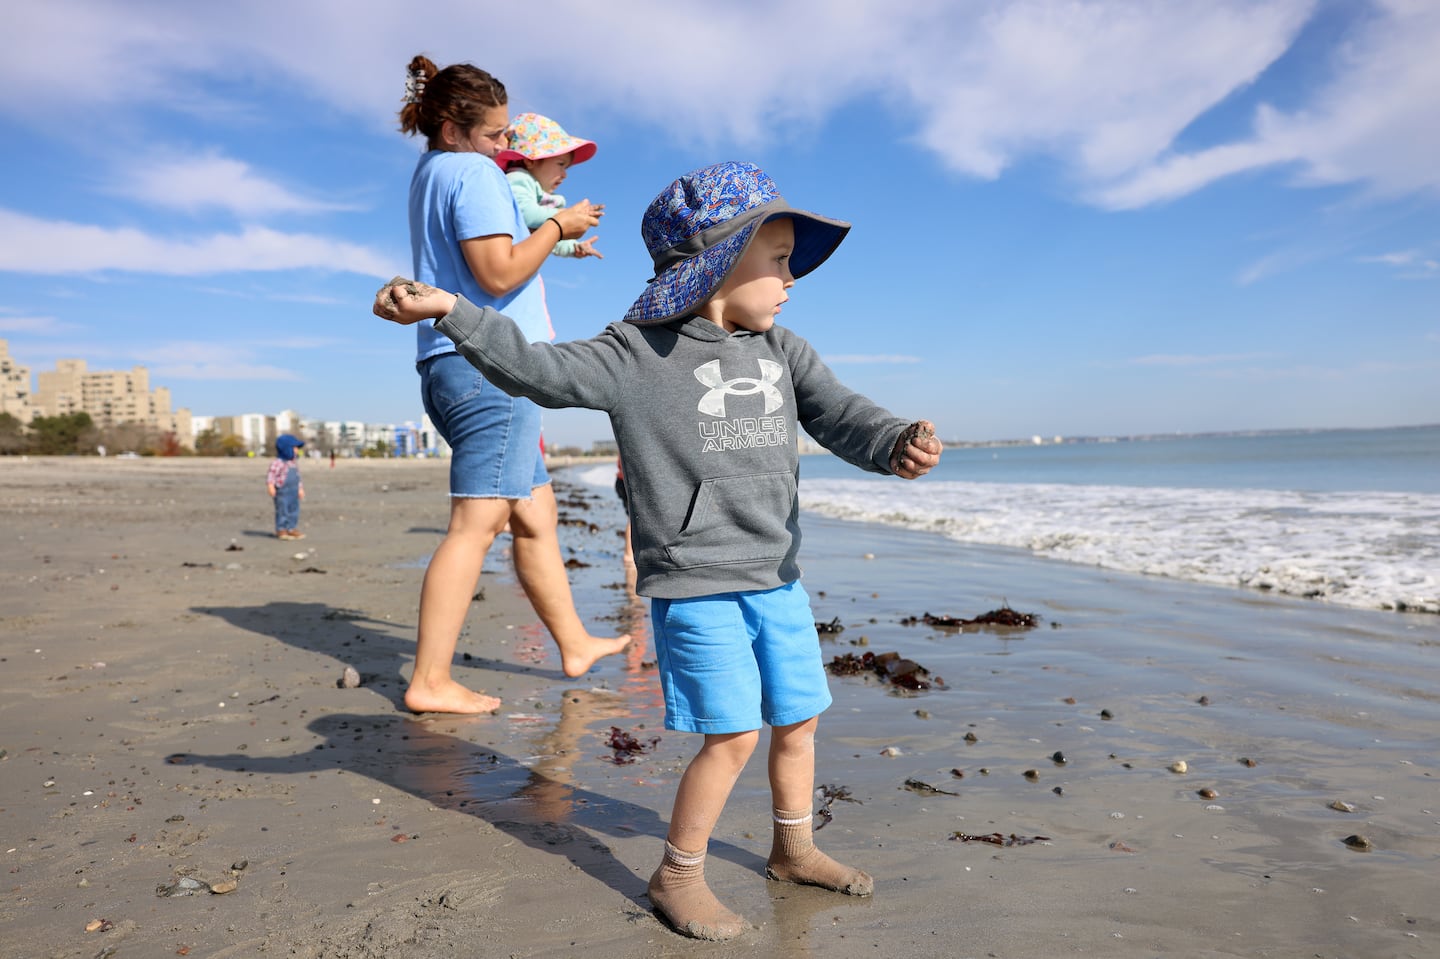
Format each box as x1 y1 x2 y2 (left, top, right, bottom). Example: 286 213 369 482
375 160 943 941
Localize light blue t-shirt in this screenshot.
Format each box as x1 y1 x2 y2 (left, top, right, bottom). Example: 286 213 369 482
409 150 549 362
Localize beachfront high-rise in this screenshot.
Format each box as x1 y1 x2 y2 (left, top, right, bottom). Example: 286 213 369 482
3 339 457 458
0 339 32 424
0 339 194 448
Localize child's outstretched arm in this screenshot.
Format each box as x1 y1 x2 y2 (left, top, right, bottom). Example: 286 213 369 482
888 420 943 479
373 276 628 414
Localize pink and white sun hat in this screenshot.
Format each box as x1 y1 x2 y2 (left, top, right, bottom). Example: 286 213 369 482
494 113 597 169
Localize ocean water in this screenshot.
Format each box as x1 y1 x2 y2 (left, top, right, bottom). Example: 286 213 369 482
579 426 1440 615
797 426 1440 614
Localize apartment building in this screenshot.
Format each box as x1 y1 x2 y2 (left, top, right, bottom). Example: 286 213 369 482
7 342 195 447
0 340 32 424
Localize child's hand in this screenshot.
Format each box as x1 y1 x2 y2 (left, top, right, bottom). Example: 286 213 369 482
889 420 942 479
574 236 604 259
373 276 457 326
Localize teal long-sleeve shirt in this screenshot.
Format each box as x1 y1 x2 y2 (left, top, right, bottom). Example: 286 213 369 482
505 170 579 257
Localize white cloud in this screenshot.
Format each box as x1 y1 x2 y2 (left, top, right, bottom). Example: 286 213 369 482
1357 249 1439 280
149 361 300 381
897 0 1315 181
1 2 203 116
1092 135 1298 210
1095 0 1440 207
144 340 302 381
113 153 356 217
0 209 395 277
0 313 82 335
1359 250 1422 266
3 0 1437 215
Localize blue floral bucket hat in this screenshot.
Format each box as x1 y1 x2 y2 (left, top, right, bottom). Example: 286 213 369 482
623 161 850 326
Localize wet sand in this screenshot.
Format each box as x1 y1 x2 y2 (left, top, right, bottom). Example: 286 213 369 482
1 456 1435 959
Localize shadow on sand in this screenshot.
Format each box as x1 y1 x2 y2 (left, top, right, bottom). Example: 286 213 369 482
193 599 573 711
184 596 761 912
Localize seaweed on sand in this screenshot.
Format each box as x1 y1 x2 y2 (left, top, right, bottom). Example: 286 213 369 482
826 650 944 691
901 606 1039 629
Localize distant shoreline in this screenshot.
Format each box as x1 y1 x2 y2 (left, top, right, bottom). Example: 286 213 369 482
867 421 1440 451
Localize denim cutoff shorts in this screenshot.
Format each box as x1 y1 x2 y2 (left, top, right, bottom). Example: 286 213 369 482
649 581 832 734
419 352 548 498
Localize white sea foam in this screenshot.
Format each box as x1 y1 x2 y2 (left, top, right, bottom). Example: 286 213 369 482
572 464 1440 614
798 478 1440 614
575 464 618 489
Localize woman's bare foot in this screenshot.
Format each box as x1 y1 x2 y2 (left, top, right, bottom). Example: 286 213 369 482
403 678 501 715
557 632 632 678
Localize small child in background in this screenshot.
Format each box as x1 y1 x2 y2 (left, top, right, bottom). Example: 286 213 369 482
266 433 306 540
496 113 603 261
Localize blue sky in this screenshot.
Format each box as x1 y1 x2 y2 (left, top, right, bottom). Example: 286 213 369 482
1 0 1435 447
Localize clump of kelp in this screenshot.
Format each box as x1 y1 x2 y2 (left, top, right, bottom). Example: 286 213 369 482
826 650 945 691
901 605 1040 629
813 783 861 830
602 726 660 765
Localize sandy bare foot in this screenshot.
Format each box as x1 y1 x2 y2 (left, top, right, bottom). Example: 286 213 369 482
403 679 501 715
559 633 632 678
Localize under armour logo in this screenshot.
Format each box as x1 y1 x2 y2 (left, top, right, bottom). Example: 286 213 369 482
694 359 784 417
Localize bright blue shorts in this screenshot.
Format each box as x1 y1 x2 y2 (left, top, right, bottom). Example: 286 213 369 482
649 581 832 734
419 352 549 498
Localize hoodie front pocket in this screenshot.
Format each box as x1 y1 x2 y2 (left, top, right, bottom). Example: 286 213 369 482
665 471 796 570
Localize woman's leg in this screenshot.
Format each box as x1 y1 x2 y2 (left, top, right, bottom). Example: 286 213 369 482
765 716 873 895
404 495 511 714
508 483 630 677
649 730 759 940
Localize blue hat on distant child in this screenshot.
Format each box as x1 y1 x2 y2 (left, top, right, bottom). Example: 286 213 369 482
275 434 305 461
623 161 850 326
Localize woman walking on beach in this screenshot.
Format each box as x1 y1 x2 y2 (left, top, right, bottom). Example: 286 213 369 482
396 54 628 714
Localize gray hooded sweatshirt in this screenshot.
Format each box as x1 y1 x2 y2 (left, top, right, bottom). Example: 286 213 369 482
435 298 911 599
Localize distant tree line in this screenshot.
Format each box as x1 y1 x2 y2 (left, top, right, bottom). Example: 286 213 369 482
0 414 404 458
0 412 188 456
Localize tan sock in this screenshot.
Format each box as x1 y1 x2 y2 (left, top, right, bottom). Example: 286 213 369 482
765 807 874 896
647 841 748 941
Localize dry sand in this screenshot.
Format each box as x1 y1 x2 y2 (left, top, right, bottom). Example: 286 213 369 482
1 456 1436 959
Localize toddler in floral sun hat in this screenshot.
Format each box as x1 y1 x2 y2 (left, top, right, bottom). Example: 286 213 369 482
374 160 944 941
495 112 601 259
